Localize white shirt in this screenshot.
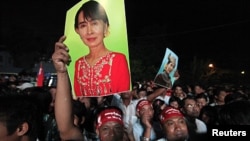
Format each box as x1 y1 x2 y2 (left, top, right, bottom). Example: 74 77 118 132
195 118 207 134
111 94 143 128
155 95 171 105
133 119 156 141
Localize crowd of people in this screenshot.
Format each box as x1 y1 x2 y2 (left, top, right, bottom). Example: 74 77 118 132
1 0 250 141
1 68 250 141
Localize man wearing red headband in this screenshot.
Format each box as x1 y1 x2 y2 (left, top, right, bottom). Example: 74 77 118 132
133 99 157 141
94 106 126 141
157 106 189 141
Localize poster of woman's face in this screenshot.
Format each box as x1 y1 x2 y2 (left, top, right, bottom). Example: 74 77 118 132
63 0 131 97
154 48 178 88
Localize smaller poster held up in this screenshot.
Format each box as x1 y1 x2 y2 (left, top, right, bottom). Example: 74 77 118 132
153 48 179 89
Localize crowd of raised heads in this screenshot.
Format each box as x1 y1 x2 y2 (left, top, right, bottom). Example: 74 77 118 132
1 74 250 141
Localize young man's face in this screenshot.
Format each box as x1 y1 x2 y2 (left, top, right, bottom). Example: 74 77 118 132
163 117 189 141
182 99 200 118
138 104 154 120
96 121 124 141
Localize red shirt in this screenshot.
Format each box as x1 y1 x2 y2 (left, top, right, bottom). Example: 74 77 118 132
74 52 130 97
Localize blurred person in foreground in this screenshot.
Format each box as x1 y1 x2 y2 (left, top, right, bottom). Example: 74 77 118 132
0 92 42 141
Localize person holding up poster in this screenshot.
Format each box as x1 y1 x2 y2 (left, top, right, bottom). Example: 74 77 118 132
54 0 130 97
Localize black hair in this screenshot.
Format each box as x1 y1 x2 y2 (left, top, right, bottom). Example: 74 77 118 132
74 0 109 29
28 87 52 114
72 99 87 120
179 95 196 108
0 93 41 140
72 99 87 133
199 105 218 126
195 92 208 102
169 96 181 106
152 99 165 121
224 92 248 104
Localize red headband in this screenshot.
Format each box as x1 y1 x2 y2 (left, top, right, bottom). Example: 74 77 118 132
96 108 123 129
136 100 152 112
160 106 184 123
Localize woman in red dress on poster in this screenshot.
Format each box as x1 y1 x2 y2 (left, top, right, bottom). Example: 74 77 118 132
54 1 130 97
73 1 130 97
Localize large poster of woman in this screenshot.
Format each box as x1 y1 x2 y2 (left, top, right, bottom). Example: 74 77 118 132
154 48 179 89
63 0 130 98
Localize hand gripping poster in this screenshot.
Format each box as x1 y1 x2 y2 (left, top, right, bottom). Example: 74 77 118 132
153 48 178 89
63 0 131 98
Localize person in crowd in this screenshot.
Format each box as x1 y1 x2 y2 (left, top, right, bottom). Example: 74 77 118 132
28 87 61 141
72 99 89 140
0 92 42 141
156 106 189 141
54 0 130 97
152 99 166 121
146 83 154 95
180 96 207 134
94 106 133 141
209 86 229 106
206 86 215 104
111 91 141 138
6 74 18 90
137 87 148 99
198 105 219 130
224 91 248 104
133 99 156 141
130 82 140 99
152 99 166 139
96 95 112 108
193 82 207 96
111 88 167 135
78 95 112 140
48 86 57 113
168 96 181 109
195 93 209 110
172 84 187 100
78 96 100 140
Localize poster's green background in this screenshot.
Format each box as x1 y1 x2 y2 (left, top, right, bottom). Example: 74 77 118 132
63 0 130 98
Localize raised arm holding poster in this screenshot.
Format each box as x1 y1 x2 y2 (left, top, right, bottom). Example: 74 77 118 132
154 48 179 89
52 1 131 140
63 0 131 97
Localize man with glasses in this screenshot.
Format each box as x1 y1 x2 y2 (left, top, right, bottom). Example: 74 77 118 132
180 96 207 134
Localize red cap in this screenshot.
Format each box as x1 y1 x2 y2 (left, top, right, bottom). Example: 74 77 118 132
160 106 184 123
96 108 123 129
136 99 152 112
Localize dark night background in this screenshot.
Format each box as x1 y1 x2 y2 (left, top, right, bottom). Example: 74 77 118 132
1 0 250 83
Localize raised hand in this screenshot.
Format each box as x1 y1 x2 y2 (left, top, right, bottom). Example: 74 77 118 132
52 35 71 73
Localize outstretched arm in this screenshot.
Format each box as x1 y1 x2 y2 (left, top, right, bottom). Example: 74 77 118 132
146 87 167 102
52 35 84 140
